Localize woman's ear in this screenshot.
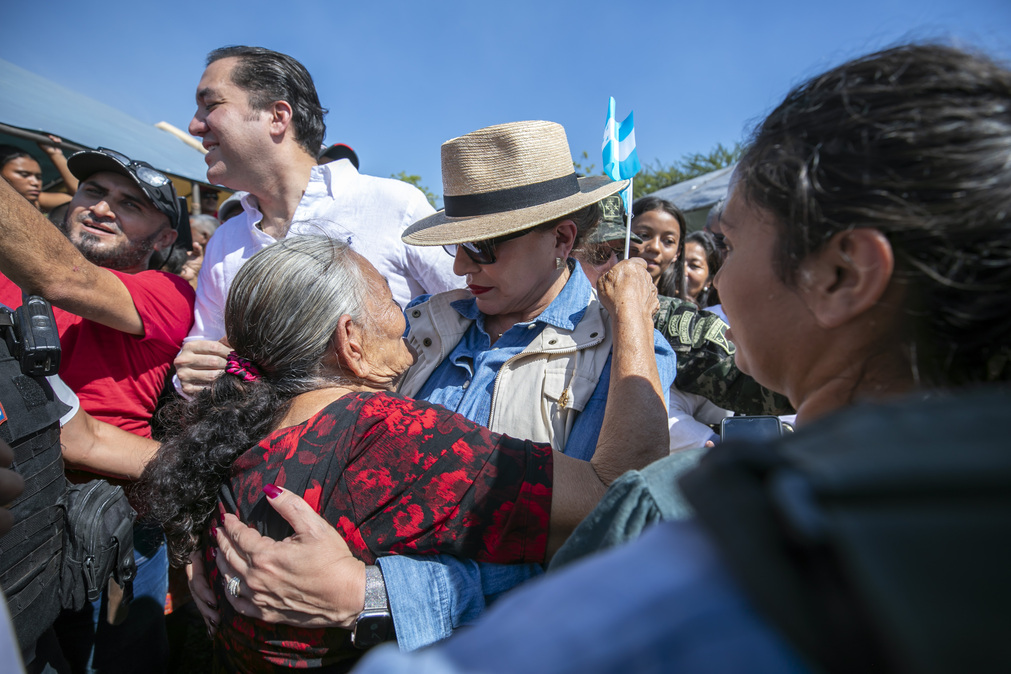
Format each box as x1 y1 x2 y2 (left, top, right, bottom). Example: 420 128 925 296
332 315 370 379
553 219 578 258
801 228 895 329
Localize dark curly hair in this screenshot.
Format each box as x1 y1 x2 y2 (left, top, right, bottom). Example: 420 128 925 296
139 236 371 565
735 43 1011 387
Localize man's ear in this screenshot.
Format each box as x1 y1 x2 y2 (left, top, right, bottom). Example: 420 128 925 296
332 314 370 379
152 227 178 254
801 228 894 329
268 100 294 138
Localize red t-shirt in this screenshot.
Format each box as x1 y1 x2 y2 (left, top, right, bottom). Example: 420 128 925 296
208 391 554 671
0 270 195 437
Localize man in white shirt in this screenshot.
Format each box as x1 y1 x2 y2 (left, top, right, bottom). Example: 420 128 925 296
175 46 461 395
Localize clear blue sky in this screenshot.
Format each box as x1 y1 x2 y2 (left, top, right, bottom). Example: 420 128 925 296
2 0 1009 202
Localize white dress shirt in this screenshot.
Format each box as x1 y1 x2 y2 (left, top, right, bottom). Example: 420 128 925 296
186 159 463 343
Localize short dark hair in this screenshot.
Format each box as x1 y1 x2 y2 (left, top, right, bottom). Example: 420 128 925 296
0 145 34 171
736 43 1011 386
632 196 688 299
207 46 327 156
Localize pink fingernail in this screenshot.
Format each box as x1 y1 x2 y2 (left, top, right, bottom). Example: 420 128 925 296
209 526 217 538
263 484 282 499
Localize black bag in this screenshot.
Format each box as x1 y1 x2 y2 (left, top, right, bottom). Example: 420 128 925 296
60 479 136 611
680 388 1011 674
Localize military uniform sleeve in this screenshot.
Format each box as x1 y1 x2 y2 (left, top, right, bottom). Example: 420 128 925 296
653 296 793 416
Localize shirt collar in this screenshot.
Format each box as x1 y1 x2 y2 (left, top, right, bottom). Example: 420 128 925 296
449 260 591 331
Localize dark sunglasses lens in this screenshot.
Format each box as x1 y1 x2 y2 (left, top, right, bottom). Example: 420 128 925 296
466 241 495 264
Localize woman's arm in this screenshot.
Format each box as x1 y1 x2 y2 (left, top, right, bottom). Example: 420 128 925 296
548 258 669 556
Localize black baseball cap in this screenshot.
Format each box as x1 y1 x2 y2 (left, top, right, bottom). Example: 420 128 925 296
67 148 187 234
318 143 360 169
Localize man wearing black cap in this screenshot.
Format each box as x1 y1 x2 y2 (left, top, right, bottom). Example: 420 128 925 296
0 148 195 672
0 147 195 439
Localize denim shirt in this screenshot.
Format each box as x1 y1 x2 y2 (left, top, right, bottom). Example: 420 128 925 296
379 263 677 650
361 521 811 673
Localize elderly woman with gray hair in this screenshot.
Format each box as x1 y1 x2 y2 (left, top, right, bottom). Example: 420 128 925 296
141 234 667 671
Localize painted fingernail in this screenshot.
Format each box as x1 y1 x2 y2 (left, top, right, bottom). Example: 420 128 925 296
210 547 217 558
263 484 282 499
209 526 217 538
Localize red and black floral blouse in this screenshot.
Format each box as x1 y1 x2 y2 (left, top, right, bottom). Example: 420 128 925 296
205 391 553 672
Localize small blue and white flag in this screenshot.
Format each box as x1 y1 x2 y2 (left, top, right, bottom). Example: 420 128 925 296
602 97 641 181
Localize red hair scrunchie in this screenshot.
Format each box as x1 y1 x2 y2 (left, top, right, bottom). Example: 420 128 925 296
225 352 261 382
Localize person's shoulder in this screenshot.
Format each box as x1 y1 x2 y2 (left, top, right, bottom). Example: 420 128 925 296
117 269 196 307
352 172 435 212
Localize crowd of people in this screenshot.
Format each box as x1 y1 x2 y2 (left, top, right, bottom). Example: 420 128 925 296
0 40 1008 674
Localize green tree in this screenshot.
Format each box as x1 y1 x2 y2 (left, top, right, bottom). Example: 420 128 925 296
576 142 743 199
391 171 438 208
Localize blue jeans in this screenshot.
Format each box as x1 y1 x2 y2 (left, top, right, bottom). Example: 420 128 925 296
54 522 169 674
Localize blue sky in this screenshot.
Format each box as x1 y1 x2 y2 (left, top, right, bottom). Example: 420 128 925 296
2 0 1009 202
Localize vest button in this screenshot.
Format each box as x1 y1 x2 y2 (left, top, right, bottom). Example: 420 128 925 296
590 332 598 338
422 338 432 347
548 338 557 345
411 309 421 318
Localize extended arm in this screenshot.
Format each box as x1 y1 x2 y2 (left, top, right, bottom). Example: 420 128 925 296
547 258 668 556
37 136 78 211
0 178 144 335
61 408 159 480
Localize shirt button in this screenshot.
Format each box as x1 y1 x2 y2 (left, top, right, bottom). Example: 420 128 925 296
422 338 432 347
526 324 536 330
462 380 470 389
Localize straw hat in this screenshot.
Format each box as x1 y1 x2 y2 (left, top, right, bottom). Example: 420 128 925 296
402 121 629 246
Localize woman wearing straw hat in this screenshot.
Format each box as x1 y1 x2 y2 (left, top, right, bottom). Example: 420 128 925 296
193 121 678 651
396 120 676 452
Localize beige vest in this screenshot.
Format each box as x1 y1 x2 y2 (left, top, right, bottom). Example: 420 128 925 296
398 290 614 451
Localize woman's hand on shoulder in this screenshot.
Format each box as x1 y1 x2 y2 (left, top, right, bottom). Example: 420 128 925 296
596 257 659 318
214 485 367 629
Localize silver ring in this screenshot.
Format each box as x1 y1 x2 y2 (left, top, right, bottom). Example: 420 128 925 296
226 576 241 599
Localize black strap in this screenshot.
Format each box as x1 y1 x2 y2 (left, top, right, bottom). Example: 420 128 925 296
443 173 580 217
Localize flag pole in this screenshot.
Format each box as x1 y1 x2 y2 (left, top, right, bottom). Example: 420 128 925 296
623 177 634 259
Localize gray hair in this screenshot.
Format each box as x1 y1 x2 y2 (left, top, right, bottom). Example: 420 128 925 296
225 235 371 391
191 214 220 239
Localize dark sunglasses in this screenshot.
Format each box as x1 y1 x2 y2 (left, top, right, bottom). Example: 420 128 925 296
443 228 531 265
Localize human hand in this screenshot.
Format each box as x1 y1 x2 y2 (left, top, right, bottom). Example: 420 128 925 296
215 485 366 629
0 440 24 537
596 257 659 318
179 241 204 285
186 549 220 636
37 135 66 158
174 339 231 397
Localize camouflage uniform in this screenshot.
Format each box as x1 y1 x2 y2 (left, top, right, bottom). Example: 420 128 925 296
654 295 792 416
